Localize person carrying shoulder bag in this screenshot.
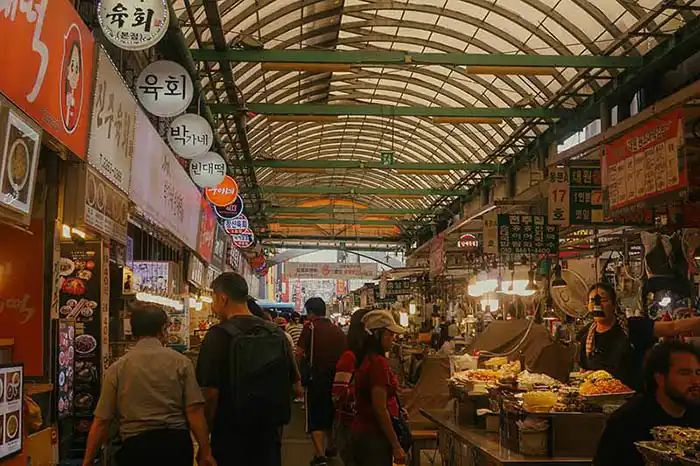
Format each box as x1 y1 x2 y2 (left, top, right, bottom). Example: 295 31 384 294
351 310 411 466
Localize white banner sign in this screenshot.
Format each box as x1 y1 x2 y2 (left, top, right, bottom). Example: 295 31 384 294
286 262 378 280
87 47 136 193
483 211 498 254
130 109 201 250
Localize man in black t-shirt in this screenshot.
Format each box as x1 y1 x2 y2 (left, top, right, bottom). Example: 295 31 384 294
196 272 299 466
594 341 700 466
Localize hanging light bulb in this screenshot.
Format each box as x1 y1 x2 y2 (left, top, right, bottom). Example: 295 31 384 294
551 263 567 289
542 296 558 320
495 273 504 293
525 270 538 291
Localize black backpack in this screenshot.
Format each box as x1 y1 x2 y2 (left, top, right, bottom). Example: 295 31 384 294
220 318 293 427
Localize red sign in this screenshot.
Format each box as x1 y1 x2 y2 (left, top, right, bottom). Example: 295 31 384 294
0 219 44 376
0 0 96 159
196 198 217 263
603 109 686 212
457 233 479 250
205 176 239 207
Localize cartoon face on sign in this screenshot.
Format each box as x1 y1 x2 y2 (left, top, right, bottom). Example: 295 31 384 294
60 24 84 134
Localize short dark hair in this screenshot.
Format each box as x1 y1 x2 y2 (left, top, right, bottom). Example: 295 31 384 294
212 272 249 303
130 303 168 338
305 297 326 317
348 308 372 358
644 341 700 392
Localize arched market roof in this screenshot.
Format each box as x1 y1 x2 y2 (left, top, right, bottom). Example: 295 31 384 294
172 0 697 239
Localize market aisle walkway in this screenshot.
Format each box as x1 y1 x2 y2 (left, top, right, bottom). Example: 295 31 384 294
282 405 324 466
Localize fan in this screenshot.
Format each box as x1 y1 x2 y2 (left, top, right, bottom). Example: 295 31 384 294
550 269 589 318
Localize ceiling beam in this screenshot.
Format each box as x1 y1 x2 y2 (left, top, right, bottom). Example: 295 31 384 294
269 218 414 226
243 160 499 172
267 207 434 215
190 49 642 69
259 234 403 243
262 243 403 252
259 186 471 197
211 103 567 119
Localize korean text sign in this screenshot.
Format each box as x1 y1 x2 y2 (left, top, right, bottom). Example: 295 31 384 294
87 47 136 193
197 198 216 263
603 109 685 212
130 109 201 250
0 0 96 159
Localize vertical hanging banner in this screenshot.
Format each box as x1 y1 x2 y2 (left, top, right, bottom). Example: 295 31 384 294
429 233 445 278
482 211 498 254
0 0 96 159
570 164 604 225
196 198 217 263
547 167 570 227
86 47 137 193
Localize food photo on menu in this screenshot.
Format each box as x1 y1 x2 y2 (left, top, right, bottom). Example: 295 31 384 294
5 371 21 403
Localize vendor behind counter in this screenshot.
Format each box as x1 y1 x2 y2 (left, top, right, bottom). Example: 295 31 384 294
578 282 700 391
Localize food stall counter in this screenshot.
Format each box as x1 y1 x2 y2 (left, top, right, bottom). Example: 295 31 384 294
420 409 592 466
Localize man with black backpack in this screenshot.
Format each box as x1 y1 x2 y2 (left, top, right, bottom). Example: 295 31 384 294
197 272 300 466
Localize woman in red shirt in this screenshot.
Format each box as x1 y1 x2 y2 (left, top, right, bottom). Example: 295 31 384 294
332 308 371 466
352 310 407 466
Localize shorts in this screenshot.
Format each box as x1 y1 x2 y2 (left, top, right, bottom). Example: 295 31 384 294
305 371 335 433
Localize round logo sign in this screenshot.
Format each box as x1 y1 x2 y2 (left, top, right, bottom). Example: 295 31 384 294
457 233 480 250
136 60 193 117
232 229 255 249
189 152 226 188
98 0 169 51
215 196 244 220
205 176 239 207
223 215 249 235
168 113 213 159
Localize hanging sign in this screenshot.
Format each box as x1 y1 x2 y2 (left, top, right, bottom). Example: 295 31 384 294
570 165 604 225
0 0 96 159
0 104 42 217
232 229 255 249
483 211 498 254
98 0 169 51
223 215 249 235
429 233 445 278
135 60 193 117
130 110 201 250
215 195 244 220
187 253 204 288
197 199 217 263
189 151 226 188
87 47 137 193
603 109 686 212
497 215 559 255
167 113 213 159
211 223 226 271
205 175 239 207
548 167 570 227
457 233 480 250
226 239 241 271
286 262 378 280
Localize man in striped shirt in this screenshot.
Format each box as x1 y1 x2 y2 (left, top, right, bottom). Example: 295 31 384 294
286 313 303 347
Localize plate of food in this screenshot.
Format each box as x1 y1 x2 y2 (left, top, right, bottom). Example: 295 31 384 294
62 277 86 296
6 412 19 440
58 257 75 276
75 334 97 355
8 138 30 192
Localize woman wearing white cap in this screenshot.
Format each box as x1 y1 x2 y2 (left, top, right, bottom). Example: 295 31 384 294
351 310 408 466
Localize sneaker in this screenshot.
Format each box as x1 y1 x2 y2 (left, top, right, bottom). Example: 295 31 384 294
310 456 328 466
325 448 338 459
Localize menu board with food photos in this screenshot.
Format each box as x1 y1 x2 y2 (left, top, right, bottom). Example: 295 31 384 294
0 363 23 461
57 320 75 420
58 242 103 446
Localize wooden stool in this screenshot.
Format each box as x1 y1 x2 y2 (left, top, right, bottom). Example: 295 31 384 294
411 430 438 466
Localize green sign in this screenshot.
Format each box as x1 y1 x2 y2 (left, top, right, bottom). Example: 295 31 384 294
497 215 559 255
570 166 604 224
380 151 394 166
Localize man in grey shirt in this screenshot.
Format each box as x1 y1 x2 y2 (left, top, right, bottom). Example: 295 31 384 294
82 304 215 466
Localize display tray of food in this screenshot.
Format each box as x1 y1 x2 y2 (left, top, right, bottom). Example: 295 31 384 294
635 427 700 465
578 370 635 399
